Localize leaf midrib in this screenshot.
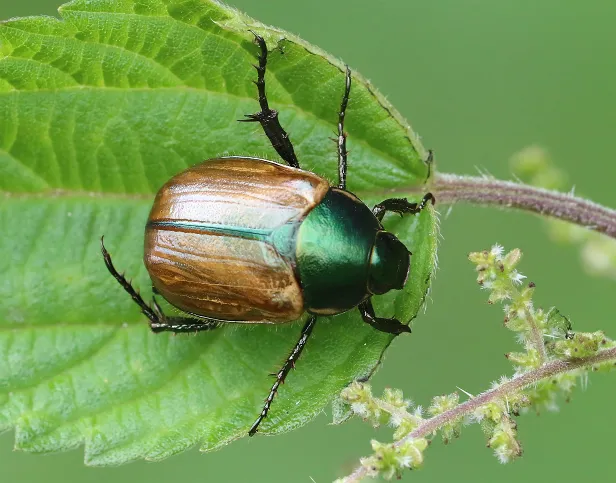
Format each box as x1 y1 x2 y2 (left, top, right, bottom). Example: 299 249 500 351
0 183 414 200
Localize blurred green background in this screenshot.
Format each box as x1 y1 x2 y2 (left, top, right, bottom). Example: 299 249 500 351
1 0 614 482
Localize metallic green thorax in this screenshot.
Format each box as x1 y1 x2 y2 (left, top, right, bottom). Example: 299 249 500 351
295 189 377 314
295 188 409 315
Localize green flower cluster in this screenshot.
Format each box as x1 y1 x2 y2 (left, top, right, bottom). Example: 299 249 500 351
337 246 615 482
336 381 427 480
470 247 614 415
470 246 614 435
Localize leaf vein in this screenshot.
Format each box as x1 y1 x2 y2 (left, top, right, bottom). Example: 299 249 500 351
0 146 52 188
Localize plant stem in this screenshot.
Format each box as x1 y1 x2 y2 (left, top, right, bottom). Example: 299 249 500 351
419 174 616 239
340 346 616 483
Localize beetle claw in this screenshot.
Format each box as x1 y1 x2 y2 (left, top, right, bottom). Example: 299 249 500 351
238 113 261 123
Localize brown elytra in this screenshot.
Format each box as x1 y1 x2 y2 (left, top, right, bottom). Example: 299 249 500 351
144 157 330 323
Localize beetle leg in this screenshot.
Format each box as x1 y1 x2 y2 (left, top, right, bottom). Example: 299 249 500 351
424 149 434 183
149 318 220 334
372 192 435 222
249 315 318 436
101 236 161 326
101 237 221 334
358 298 411 335
147 295 223 333
239 31 301 169
336 65 351 189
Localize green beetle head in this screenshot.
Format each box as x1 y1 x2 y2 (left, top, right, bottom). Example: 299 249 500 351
368 231 411 295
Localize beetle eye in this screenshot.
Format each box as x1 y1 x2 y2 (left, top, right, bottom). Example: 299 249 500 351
368 231 411 295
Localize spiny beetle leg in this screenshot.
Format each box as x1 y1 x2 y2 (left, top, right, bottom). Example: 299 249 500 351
337 65 352 189
249 315 317 436
101 236 160 325
424 149 434 182
239 31 300 169
100 237 222 334
372 192 435 222
149 319 220 334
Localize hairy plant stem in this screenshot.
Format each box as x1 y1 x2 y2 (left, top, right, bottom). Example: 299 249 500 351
341 346 616 483
415 174 616 239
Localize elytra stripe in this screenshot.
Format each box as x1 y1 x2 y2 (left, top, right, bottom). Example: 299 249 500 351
147 220 272 241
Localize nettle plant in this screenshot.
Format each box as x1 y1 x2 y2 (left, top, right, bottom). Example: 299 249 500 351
0 0 614 481
336 246 616 482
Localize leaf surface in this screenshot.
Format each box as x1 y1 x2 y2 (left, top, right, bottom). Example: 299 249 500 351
0 0 437 464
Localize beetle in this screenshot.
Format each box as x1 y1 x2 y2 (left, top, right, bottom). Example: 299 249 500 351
101 32 434 436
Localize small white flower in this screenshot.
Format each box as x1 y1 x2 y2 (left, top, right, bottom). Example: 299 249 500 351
351 402 369 418
389 413 404 428
491 244 504 257
494 446 512 464
396 455 413 468
510 271 526 284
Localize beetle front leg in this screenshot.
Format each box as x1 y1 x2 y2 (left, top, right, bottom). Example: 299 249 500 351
101 237 221 334
249 315 318 436
372 192 435 222
358 299 410 335
239 31 301 169
336 66 351 189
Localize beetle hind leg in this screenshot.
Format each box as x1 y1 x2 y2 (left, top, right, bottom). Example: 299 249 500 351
372 192 435 222
239 31 301 169
148 318 220 334
249 315 318 436
358 299 410 335
100 237 220 334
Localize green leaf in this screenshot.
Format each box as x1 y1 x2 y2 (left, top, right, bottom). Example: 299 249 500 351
0 0 438 465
